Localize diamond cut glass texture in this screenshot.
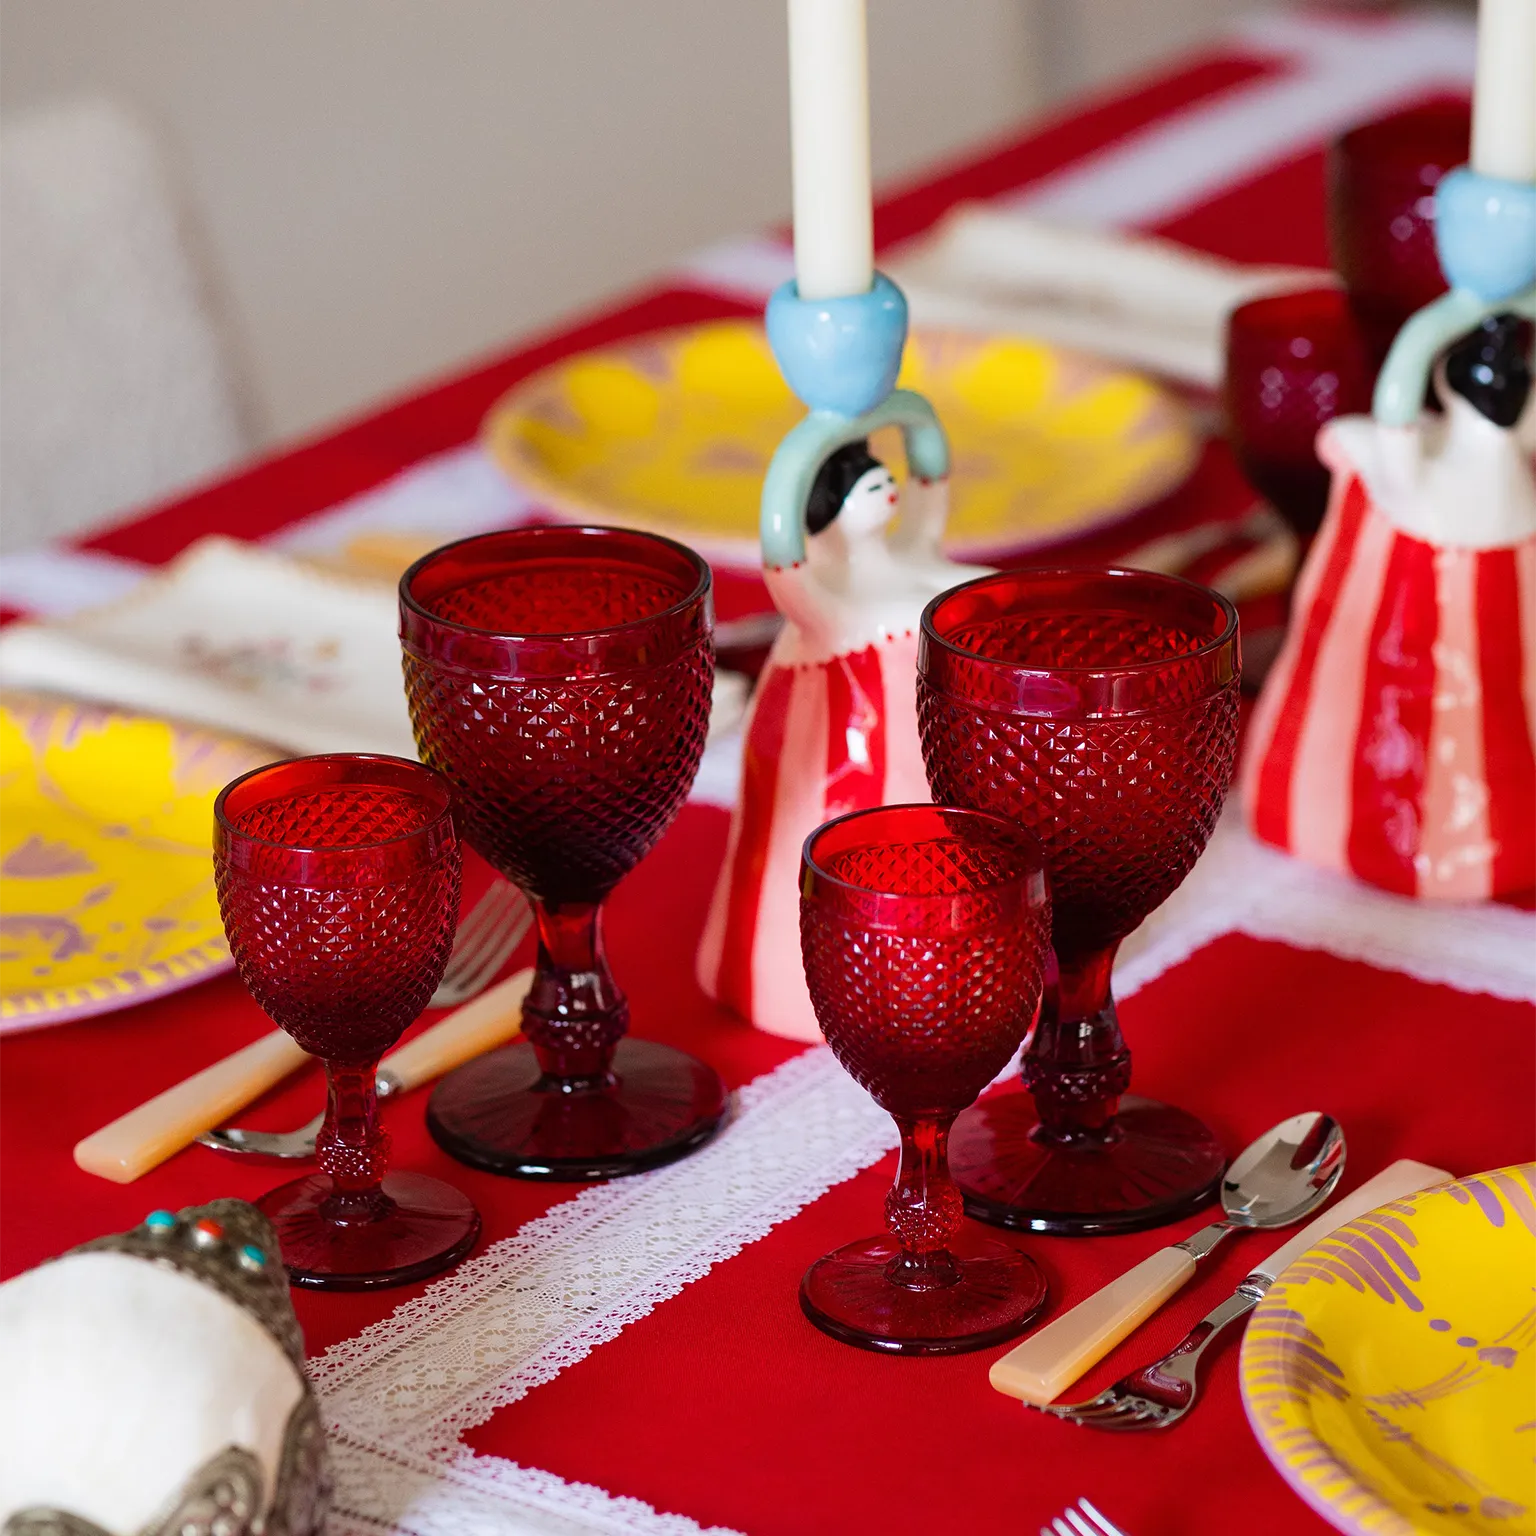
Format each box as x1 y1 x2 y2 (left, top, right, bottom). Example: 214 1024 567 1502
918 569 1240 1234
400 527 726 1180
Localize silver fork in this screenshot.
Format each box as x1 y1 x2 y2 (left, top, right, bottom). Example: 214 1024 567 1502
1036 1284 1262 1431
430 881 532 1008
1040 1496 1130 1536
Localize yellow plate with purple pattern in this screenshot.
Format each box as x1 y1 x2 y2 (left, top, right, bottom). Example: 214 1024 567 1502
483 321 1198 565
1242 1164 1536 1535
0 692 274 1033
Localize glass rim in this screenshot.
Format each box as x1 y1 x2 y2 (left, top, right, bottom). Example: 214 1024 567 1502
919 565 1239 680
214 753 454 857
399 524 713 644
801 803 1047 906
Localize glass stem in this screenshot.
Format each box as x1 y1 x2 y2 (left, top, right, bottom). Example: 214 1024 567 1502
883 1115 963 1289
523 898 628 1089
1020 943 1133 1143
317 1058 390 1221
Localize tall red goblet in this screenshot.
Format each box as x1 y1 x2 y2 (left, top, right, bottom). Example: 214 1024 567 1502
918 568 1241 1235
214 754 478 1288
1328 99 1469 369
799 804 1051 1354
400 526 725 1179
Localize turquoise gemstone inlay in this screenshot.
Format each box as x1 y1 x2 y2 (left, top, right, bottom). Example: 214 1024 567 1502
239 1243 267 1269
144 1209 176 1230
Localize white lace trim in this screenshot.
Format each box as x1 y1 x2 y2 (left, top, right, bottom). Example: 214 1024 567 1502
313 807 1534 1536
1116 808 1536 1006
314 1047 891 1535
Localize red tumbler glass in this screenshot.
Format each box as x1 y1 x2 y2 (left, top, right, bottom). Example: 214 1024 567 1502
1328 99 1470 368
1223 287 1373 542
400 526 725 1179
918 569 1241 1235
214 754 478 1288
799 804 1051 1353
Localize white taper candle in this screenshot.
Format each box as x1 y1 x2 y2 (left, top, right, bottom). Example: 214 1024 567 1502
787 0 874 299
1472 0 1536 183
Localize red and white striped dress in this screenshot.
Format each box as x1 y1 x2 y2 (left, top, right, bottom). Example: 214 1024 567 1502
1243 421 1536 901
696 628 932 1042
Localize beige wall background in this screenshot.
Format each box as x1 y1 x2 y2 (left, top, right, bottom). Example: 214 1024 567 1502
2 0 1274 450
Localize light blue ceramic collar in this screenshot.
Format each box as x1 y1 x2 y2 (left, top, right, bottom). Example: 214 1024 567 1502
1374 166 1536 426
760 270 951 569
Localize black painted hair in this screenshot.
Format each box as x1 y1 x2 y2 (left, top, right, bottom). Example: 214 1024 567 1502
1445 313 1533 429
805 440 884 536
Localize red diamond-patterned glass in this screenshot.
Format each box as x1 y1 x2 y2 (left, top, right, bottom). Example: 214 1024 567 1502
796 805 1051 1354
801 812 1050 1119
1222 287 1372 540
399 527 727 1181
400 527 714 905
918 569 1239 1236
918 569 1241 960
213 754 479 1290
214 756 460 1063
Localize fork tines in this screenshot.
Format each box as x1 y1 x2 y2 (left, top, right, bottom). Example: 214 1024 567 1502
1041 1496 1129 1536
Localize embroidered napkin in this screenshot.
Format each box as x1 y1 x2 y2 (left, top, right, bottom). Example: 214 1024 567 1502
0 536 750 788
0 537 428 758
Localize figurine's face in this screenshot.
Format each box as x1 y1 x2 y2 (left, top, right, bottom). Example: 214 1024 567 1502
838 466 899 537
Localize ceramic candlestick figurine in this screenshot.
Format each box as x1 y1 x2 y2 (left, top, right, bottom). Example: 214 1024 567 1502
1244 0 1536 899
0 1200 328 1536
697 276 987 1041
697 0 985 1039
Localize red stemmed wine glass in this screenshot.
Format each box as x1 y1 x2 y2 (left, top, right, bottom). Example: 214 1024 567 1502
400 525 725 1179
1223 287 1373 543
799 804 1051 1354
213 754 478 1288
1328 99 1469 369
918 568 1241 1236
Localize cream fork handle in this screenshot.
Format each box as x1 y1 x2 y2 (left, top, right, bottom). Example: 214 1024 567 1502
990 1245 1198 1405
381 968 530 1090
73 1031 308 1184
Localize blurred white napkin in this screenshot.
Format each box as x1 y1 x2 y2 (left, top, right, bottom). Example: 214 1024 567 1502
887 205 1333 388
0 535 750 773
0 537 421 757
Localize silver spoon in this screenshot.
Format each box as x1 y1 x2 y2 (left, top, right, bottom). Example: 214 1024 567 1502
990 1110 1346 1405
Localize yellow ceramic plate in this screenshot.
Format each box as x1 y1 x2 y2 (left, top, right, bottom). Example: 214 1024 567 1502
1242 1164 1536 1536
0 692 274 1033
483 321 1198 564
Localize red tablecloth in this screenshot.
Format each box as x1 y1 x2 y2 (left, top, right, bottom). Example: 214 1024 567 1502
4 16 1530 1536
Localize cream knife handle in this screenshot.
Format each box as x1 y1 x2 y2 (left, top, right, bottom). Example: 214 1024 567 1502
73 1031 309 1184
989 1244 1198 1405
381 968 531 1091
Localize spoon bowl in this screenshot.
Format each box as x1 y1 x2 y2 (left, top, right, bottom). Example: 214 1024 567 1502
1219 1110 1347 1231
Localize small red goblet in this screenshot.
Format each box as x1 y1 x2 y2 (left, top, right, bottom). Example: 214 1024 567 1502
799 804 1051 1354
1223 287 1373 543
1328 98 1470 368
213 754 478 1288
918 568 1241 1236
400 526 725 1179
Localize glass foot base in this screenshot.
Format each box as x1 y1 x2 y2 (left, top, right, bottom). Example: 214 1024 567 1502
427 1037 727 1180
950 1088 1225 1236
259 1170 480 1290
800 1234 1047 1356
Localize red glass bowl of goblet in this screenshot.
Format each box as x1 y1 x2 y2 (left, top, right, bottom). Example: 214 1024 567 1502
214 753 478 1289
799 804 1052 1354
400 525 725 1179
1327 98 1470 368
1223 287 1373 544
918 568 1241 1236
